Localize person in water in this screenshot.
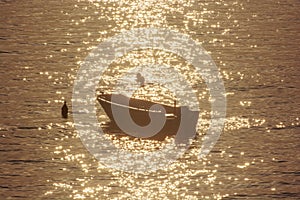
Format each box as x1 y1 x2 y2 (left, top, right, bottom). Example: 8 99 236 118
136 73 145 87
61 101 68 118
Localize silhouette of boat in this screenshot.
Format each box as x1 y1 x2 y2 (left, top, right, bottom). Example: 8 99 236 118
97 93 199 140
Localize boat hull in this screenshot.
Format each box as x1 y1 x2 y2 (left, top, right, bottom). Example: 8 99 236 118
98 94 198 140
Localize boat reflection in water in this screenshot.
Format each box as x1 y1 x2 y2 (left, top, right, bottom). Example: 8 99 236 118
98 93 199 141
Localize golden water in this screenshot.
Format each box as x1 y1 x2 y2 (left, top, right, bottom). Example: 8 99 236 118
0 0 299 199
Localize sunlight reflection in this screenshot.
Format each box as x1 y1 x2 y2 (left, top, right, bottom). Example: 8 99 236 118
43 0 268 199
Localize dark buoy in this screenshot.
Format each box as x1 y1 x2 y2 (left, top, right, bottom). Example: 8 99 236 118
61 101 68 118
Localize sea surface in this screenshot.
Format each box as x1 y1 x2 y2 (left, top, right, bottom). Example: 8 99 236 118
0 0 299 199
